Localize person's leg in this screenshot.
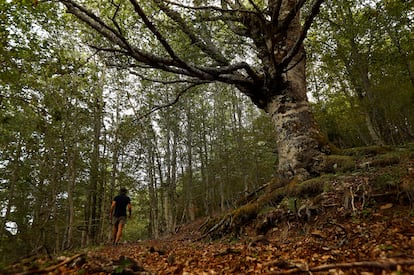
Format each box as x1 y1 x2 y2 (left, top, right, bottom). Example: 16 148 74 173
115 223 125 244
112 218 119 244
114 217 126 244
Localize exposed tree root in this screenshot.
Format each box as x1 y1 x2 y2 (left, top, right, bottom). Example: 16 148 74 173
200 177 327 239
200 150 406 240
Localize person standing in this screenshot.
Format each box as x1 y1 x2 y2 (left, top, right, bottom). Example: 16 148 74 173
110 187 132 245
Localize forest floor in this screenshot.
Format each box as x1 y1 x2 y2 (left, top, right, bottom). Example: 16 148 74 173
5 206 414 275
4 145 414 274
78 207 414 275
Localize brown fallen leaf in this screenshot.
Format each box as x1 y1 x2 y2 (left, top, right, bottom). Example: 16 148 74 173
380 203 393 210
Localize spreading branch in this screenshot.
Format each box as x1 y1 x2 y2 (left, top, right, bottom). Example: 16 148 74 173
61 0 258 86
60 0 324 109
163 0 255 15
128 0 191 70
128 70 203 85
153 0 229 65
280 0 325 68
277 0 307 32
132 82 208 121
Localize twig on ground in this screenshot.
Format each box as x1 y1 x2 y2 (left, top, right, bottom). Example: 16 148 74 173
270 258 414 274
17 253 85 275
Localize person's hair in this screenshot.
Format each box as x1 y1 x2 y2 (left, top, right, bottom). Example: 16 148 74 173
120 187 127 194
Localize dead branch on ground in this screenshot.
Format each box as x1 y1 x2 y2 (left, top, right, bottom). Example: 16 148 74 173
270 258 414 274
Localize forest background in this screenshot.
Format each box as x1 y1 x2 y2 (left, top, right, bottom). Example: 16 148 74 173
0 0 413 266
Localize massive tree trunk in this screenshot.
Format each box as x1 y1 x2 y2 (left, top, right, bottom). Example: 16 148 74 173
269 12 324 180
247 0 328 180
265 80 326 181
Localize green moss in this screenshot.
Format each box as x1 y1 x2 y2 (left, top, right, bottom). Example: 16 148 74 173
368 155 400 168
286 197 299 212
372 170 403 190
297 178 325 198
313 132 341 154
257 186 285 207
325 155 356 173
257 205 278 216
342 145 394 157
233 202 259 216
226 202 261 236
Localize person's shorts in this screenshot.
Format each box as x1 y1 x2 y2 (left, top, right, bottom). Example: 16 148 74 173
113 216 127 226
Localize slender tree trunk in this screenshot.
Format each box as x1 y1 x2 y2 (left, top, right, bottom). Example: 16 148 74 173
107 106 120 241
164 133 177 233
155 147 165 234
339 27 385 145
199 112 211 216
52 182 60 253
146 125 159 238
364 112 383 145
385 26 414 88
1 141 21 239
184 102 194 222
148 149 159 238
97 127 107 242
87 95 103 245
161 105 179 233
359 56 385 145
65 156 75 250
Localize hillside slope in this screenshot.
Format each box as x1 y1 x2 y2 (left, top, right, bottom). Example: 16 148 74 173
4 144 414 274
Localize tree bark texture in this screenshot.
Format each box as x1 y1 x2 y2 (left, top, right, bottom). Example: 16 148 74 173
262 0 327 180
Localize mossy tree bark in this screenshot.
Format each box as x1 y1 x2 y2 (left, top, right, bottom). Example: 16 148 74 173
275 10 325 180
238 0 328 180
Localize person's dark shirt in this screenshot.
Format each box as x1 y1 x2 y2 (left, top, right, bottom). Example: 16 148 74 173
113 194 131 217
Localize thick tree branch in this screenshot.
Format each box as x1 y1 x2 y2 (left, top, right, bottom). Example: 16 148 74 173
88 44 129 55
128 0 191 70
61 0 165 67
269 0 283 25
198 62 260 83
61 0 129 49
109 1 132 52
161 0 263 39
280 0 325 69
153 0 229 65
61 0 259 87
247 0 264 16
163 0 255 16
277 0 307 33
128 70 207 86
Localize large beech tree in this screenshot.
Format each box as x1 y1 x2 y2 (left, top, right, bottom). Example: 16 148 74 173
59 0 328 181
